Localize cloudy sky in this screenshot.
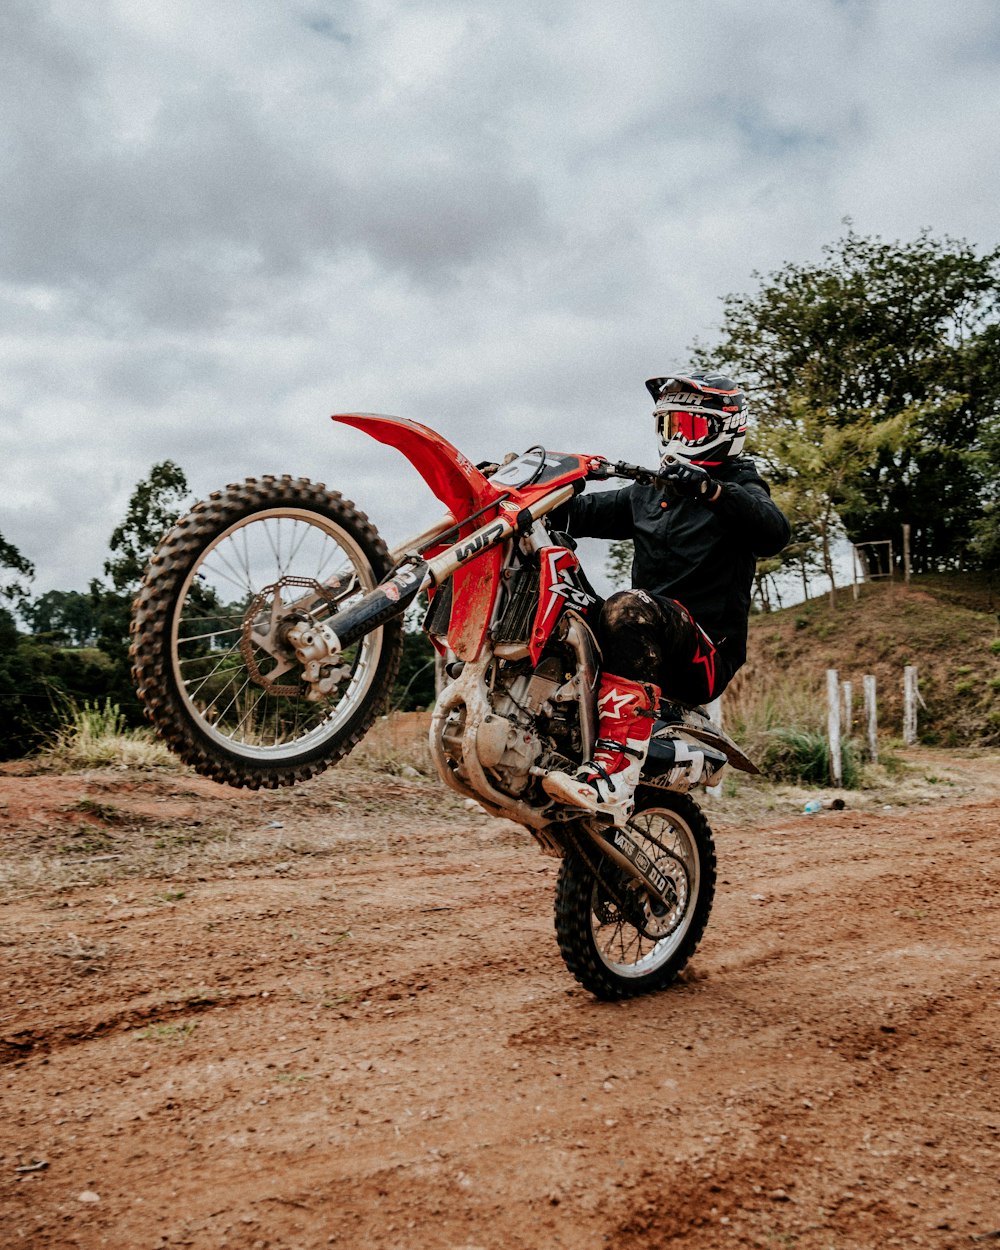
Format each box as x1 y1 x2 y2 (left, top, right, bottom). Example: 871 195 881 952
3 0 1000 596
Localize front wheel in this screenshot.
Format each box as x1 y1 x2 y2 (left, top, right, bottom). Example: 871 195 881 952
553 789 717 1000
130 476 403 789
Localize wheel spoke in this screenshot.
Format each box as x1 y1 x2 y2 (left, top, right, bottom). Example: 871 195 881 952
554 793 715 999
201 537 254 598
131 479 402 788
169 506 385 757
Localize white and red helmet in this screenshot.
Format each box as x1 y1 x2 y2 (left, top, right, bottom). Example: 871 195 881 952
646 372 748 466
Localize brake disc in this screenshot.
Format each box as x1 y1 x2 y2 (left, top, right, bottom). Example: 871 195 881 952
240 576 343 697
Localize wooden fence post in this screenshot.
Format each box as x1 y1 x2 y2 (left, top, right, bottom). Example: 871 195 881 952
863 674 878 764
903 666 919 744
902 523 911 584
434 652 448 698
827 669 843 786
841 680 853 738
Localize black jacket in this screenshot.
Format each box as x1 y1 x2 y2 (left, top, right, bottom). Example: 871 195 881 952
566 458 790 668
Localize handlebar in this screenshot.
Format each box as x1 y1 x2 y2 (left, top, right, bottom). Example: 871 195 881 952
480 450 680 494
585 456 678 492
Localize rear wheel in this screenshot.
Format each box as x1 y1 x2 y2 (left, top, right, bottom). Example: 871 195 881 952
130 476 402 788
553 789 716 999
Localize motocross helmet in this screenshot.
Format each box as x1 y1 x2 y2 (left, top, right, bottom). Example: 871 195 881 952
646 371 747 466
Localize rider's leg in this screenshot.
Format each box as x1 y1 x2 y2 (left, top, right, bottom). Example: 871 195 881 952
542 671 660 825
544 590 723 819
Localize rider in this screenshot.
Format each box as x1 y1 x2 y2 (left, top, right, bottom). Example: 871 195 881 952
542 371 791 824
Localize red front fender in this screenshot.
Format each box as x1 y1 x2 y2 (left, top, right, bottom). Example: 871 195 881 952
331 413 502 522
331 412 504 661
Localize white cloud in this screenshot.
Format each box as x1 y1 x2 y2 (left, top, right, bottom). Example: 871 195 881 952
1 0 998 591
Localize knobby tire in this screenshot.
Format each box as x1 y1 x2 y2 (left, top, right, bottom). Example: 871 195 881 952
553 788 717 1000
130 475 403 789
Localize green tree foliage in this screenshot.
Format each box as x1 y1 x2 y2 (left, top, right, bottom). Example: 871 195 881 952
702 228 1000 575
104 460 190 592
0 635 118 760
0 533 119 759
22 589 99 646
1 530 34 606
392 627 438 711
971 414 1000 570
0 532 39 756
606 539 633 591
85 461 192 730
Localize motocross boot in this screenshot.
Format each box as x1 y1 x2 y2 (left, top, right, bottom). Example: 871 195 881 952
542 673 660 826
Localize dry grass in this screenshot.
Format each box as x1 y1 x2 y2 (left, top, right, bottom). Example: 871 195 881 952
352 711 435 776
743 578 1000 747
39 699 180 772
6 701 995 902
721 666 826 766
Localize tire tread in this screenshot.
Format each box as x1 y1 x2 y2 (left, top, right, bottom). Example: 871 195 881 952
129 477 402 789
553 790 717 1000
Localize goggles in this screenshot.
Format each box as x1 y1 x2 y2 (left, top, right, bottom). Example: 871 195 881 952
659 408 713 444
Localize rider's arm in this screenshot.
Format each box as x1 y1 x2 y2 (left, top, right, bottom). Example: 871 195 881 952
705 468 791 557
563 485 636 541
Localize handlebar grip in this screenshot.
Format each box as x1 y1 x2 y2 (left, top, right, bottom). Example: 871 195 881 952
586 458 678 494
607 460 674 492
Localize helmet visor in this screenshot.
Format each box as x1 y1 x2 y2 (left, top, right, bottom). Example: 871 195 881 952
662 409 711 444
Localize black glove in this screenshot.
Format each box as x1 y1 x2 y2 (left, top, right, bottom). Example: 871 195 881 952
660 459 716 499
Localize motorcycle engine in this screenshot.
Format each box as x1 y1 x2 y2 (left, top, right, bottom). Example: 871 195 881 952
477 656 568 797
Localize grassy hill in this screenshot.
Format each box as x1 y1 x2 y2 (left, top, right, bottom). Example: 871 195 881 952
735 573 1000 749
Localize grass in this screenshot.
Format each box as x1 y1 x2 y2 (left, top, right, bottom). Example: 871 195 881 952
714 663 904 791
68 797 137 825
756 727 862 789
40 699 179 771
38 695 436 779
745 577 1000 748
352 711 434 776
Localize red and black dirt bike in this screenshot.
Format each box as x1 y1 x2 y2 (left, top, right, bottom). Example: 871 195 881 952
130 414 758 999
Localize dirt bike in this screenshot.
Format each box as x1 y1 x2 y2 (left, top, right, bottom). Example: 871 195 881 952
130 414 759 999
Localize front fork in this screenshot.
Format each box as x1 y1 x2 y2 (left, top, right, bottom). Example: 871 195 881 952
273 483 578 700
283 558 429 699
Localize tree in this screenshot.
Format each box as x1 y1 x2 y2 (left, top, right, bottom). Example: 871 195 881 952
1 530 34 607
91 462 193 723
971 411 1000 570
0 535 121 759
392 628 438 710
606 540 633 591
23 589 99 646
753 392 911 601
0 531 36 754
700 228 1000 576
104 460 190 592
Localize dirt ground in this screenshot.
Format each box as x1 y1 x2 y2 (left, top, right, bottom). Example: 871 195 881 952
1 732 999 1250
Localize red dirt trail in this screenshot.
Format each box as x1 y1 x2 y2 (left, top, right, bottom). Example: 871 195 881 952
1 749 998 1249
